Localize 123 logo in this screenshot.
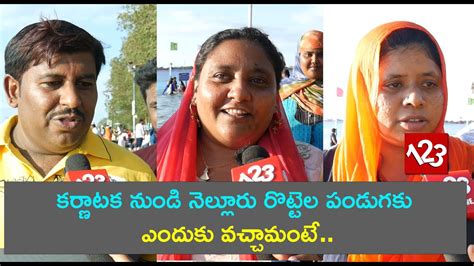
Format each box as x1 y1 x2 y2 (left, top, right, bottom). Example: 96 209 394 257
239 164 275 182
405 133 448 174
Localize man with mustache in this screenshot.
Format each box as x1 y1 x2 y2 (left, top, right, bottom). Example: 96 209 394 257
0 19 155 260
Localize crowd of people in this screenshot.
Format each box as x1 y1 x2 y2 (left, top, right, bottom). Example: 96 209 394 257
90 121 155 151
0 17 473 263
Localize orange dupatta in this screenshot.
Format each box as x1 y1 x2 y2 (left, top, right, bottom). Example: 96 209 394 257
156 67 309 261
279 30 324 117
332 21 474 262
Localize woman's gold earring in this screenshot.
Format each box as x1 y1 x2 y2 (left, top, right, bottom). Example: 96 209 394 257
271 111 283 134
189 101 201 128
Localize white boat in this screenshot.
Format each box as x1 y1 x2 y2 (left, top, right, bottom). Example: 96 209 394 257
455 122 474 144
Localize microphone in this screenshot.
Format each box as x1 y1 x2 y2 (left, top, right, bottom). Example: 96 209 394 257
424 170 473 262
231 145 286 182
235 147 290 261
233 146 292 261
65 154 110 182
0 154 115 262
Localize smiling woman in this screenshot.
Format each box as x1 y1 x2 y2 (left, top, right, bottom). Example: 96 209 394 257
156 27 323 261
194 39 277 151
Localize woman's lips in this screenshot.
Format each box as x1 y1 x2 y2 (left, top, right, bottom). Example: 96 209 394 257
221 108 251 119
399 118 427 131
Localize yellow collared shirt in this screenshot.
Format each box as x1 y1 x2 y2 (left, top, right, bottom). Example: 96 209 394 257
0 115 156 249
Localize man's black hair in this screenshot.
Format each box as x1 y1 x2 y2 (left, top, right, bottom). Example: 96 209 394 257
135 57 157 101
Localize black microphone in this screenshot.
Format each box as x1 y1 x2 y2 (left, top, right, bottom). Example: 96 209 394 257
425 170 474 262
232 145 285 182
64 154 110 182
234 146 283 261
1 154 116 262
443 220 474 262
65 153 91 173
235 145 270 165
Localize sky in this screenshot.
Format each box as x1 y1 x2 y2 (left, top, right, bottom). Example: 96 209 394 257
158 4 474 122
0 4 127 124
157 4 323 69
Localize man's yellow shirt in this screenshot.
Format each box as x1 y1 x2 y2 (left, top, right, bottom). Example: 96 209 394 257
0 115 156 249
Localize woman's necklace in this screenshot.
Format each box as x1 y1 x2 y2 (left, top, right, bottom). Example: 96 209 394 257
198 148 234 182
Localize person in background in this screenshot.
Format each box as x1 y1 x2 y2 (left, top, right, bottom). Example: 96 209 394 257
323 21 474 262
178 79 186 93
134 57 157 175
99 124 105 136
91 123 99 135
330 128 337 147
134 118 145 150
149 126 156 145
118 128 129 148
111 127 118 144
142 129 150 148
0 18 155 262
171 77 178 93
280 67 291 86
163 77 177 95
103 125 112 141
279 30 324 149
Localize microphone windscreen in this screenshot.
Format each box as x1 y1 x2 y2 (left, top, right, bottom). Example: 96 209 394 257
241 145 269 164
443 219 474 262
443 254 470 262
255 254 276 261
468 219 474 247
65 154 91 173
234 147 246 166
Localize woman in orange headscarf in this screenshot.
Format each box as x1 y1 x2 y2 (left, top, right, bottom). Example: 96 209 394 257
279 30 324 150
156 27 323 261
326 21 474 262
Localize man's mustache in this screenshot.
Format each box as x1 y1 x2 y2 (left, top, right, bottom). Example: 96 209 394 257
47 108 85 121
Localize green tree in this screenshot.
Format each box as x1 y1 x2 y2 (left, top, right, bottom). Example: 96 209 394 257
106 4 156 130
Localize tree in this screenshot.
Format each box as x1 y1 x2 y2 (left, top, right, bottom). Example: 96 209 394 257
106 4 157 130
98 117 108 127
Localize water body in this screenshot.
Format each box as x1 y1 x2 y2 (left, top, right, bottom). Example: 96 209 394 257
157 68 192 96
158 95 469 150
157 94 183 129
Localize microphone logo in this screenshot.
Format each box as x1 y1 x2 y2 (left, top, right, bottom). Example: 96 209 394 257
238 158 276 182
425 169 473 219
70 170 109 182
443 175 471 194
